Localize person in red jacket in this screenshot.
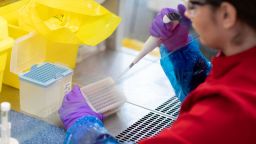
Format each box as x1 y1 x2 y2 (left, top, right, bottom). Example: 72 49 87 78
59 0 256 143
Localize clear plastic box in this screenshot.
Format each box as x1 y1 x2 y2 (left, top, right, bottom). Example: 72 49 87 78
4 32 78 89
19 63 73 118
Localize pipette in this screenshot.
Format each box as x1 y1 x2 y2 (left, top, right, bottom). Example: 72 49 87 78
0 102 19 144
129 12 181 69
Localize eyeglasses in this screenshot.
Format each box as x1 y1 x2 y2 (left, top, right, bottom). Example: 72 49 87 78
182 0 207 17
183 0 222 17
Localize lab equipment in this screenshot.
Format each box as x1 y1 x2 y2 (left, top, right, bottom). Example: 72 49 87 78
59 32 212 144
59 77 126 129
19 63 73 118
59 85 104 129
61 36 211 144
59 86 120 143
0 0 120 89
80 77 126 116
18 0 121 46
0 102 19 144
129 11 181 69
10 32 78 73
0 16 13 92
5 31 79 89
150 4 190 51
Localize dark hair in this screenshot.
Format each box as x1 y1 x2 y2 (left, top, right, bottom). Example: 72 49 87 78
206 0 256 30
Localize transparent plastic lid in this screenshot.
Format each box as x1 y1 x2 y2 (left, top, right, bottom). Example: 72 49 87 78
10 32 47 74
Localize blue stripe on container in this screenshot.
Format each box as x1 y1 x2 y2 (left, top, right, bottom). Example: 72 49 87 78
19 63 72 87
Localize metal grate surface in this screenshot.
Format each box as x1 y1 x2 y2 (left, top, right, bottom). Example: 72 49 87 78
155 96 181 117
116 97 181 143
115 112 175 143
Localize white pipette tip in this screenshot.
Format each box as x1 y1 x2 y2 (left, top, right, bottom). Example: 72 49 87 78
163 15 172 24
129 63 135 69
1 102 10 112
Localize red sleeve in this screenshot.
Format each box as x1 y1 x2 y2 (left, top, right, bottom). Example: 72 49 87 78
138 93 245 144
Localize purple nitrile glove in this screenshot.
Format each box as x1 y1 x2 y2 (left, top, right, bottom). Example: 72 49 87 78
150 4 191 51
58 85 103 130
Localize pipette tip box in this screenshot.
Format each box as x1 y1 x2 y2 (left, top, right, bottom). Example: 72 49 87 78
81 77 126 116
19 63 73 118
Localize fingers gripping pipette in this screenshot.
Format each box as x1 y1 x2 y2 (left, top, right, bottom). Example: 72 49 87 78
128 12 181 69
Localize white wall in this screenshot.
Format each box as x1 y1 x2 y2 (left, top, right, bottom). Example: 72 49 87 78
148 0 183 12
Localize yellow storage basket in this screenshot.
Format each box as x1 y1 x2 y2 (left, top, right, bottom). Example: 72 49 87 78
0 16 14 92
0 0 120 89
0 1 79 89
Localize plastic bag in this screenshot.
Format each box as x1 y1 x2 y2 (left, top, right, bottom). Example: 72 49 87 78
0 0 30 25
18 0 121 46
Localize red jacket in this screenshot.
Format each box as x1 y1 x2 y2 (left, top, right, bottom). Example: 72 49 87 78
140 47 256 144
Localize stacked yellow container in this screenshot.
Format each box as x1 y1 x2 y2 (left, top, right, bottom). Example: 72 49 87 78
0 16 13 92
0 0 120 89
0 0 79 89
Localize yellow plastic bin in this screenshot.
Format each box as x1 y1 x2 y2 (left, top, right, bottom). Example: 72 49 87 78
0 16 14 92
0 0 30 89
0 0 79 89
0 39 13 92
0 0 29 26
1 0 120 89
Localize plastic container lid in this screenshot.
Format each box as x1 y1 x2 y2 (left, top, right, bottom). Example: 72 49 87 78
19 63 72 87
10 32 47 74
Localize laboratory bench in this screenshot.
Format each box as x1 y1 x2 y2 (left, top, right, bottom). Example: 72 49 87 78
0 48 179 143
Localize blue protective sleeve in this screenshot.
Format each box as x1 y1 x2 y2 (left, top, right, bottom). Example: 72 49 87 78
64 116 133 144
160 39 211 102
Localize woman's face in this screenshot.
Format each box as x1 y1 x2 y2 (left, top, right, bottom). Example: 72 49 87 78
184 1 224 49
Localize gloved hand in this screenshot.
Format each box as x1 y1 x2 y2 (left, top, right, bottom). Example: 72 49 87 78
59 85 103 129
150 4 191 51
